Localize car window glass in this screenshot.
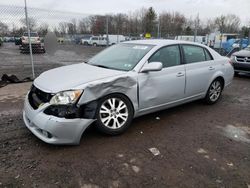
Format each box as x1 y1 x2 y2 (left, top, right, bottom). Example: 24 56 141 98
204 49 213 61
149 45 181 68
183 45 206 63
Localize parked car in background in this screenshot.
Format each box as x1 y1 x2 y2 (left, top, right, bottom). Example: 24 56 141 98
0 37 3 46
230 45 250 75
175 35 206 44
3 36 15 43
23 39 234 145
20 32 45 53
103 34 126 45
80 35 93 45
14 36 22 45
89 36 107 46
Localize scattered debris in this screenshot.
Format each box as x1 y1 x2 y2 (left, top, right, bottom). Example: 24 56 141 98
0 74 32 88
215 179 223 184
227 162 234 167
149 147 160 156
197 148 208 154
204 155 210 159
15 174 20 179
132 165 140 173
140 131 143 134
122 163 129 168
155 117 160 120
117 154 124 158
129 158 136 163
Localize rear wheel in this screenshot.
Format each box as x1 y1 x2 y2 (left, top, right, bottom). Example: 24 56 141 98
95 94 133 135
205 79 223 104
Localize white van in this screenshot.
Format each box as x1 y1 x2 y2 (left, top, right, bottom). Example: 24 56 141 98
89 36 107 46
175 35 206 44
103 35 125 45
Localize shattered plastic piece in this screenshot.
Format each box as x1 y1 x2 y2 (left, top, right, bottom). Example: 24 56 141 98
15 174 20 179
197 148 208 154
149 147 160 156
117 154 124 158
132 165 140 173
227 162 234 167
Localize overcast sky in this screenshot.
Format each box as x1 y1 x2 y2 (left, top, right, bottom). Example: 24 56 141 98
0 0 250 25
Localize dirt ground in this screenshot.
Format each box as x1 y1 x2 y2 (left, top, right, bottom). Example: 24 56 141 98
0 43 250 188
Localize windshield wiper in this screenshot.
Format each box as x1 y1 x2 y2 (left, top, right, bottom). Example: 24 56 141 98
92 64 110 69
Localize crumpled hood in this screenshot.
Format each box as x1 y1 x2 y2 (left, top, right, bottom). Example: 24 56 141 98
233 50 250 57
34 63 125 93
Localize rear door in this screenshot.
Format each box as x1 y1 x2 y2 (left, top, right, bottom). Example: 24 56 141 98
181 44 215 97
138 45 186 110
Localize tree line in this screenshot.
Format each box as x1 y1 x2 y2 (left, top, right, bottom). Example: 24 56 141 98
0 7 249 38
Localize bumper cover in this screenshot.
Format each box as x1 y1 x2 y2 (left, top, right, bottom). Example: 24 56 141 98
233 62 250 73
23 95 94 145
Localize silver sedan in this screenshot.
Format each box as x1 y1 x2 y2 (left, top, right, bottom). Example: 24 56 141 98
23 40 234 144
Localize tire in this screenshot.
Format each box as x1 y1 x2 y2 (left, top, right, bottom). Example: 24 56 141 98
204 79 223 104
95 94 134 135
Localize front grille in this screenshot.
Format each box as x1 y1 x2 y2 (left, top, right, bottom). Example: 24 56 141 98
236 56 250 63
28 85 53 109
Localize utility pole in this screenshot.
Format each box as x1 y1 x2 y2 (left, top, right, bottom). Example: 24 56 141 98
24 0 35 79
219 18 224 55
157 16 161 39
194 14 199 43
106 16 109 46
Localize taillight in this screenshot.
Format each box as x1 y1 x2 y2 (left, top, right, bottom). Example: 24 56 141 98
229 56 235 65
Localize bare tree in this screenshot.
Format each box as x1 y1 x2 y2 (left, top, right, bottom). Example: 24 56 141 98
215 14 240 33
20 17 37 31
0 21 9 35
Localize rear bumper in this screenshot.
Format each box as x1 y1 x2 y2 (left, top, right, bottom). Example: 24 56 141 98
233 62 250 73
23 95 94 145
21 43 44 50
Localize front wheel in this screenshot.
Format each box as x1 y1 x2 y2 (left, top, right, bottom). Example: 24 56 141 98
205 79 223 104
95 94 134 135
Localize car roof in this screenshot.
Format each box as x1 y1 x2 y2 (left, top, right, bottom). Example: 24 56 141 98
124 39 205 47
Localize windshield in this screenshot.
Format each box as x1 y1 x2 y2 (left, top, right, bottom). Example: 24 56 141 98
23 32 38 37
88 43 154 71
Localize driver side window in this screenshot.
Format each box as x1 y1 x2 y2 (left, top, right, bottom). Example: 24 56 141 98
148 45 181 68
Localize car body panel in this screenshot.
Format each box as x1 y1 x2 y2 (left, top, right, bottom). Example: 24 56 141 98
138 64 185 110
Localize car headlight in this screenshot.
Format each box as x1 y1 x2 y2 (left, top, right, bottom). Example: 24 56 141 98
50 90 83 105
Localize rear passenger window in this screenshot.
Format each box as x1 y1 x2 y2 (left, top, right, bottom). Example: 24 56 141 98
149 45 181 68
182 45 206 63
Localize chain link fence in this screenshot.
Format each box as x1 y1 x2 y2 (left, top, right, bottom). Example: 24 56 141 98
0 2 249 82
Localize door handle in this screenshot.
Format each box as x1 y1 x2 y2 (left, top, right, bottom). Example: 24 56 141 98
176 72 185 77
208 66 215 70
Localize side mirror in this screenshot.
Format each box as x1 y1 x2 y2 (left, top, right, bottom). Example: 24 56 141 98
141 62 163 73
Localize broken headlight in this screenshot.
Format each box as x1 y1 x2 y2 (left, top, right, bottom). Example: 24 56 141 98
50 90 83 105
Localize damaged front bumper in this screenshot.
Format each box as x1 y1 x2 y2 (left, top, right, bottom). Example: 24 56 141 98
23 95 94 145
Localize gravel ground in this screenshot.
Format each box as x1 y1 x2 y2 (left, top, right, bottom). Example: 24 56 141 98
0 43 249 188
0 43 103 79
